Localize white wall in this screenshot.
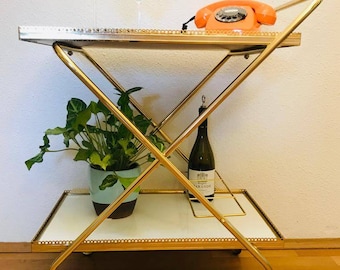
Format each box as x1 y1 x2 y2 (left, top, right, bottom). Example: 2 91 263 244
1 0 339 242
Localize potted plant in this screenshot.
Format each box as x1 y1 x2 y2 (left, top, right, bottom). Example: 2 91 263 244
25 87 165 218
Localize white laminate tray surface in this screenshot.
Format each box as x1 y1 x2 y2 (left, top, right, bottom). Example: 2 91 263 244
36 192 278 243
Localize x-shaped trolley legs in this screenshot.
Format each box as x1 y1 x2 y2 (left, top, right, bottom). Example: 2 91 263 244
49 1 322 269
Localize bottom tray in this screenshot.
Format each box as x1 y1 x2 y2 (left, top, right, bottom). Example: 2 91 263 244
32 190 283 252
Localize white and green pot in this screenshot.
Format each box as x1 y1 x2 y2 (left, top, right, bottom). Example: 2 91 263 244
88 165 141 219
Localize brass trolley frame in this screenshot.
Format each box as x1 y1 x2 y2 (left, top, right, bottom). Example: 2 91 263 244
19 1 322 269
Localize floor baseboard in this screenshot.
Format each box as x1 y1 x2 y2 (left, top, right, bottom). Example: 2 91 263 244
283 238 340 249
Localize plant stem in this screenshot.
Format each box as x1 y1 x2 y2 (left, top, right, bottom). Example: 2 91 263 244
46 148 79 153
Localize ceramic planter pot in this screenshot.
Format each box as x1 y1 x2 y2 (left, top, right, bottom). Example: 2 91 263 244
88 165 141 219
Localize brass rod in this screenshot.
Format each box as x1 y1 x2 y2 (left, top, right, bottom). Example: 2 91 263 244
142 1 322 269
77 45 246 216
81 49 147 119
50 1 322 269
147 53 232 161
76 45 252 212
51 42 270 270
50 44 164 270
51 44 243 269
81 48 231 161
155 54 232 133
79 49 188 160
50 157 159 269
168 0 322 154
81 50 189 160
276 0 308 12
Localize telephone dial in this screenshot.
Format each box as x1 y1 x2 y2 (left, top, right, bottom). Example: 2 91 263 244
183 1 276 31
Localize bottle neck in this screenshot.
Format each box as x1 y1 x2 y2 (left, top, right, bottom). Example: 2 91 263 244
198 106 208 135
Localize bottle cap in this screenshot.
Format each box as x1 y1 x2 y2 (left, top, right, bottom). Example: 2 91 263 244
199 95 207 114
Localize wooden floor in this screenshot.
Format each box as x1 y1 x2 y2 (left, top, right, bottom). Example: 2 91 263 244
1 249 340 270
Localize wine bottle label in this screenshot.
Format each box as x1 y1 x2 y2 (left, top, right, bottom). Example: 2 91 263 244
188 169 215 196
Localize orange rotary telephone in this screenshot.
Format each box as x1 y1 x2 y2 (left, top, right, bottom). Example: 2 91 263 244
194 0 276 31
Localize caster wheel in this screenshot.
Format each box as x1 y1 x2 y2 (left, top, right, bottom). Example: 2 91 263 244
231 249 242 255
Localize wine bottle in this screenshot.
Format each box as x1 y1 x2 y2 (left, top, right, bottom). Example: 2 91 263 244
188 96 215 201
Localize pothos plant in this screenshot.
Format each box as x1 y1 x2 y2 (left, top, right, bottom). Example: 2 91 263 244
25 87 165 190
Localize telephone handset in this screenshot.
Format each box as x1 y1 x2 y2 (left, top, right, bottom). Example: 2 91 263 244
194 0 276 31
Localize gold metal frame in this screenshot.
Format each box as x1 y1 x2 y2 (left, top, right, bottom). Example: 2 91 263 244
31 189 283 253
19 1 322 269
186 191 247 218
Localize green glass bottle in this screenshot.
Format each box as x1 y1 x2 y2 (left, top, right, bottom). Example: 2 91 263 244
188 96 215 201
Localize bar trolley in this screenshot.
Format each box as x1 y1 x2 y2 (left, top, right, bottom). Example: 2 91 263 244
19 1 322 269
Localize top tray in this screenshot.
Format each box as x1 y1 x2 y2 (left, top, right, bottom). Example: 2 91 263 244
18 26 301 53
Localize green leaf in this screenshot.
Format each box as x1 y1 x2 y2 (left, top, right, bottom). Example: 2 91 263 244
25 151 45 170
148 134 165 152
88 101 99 114
117 87 142 120
25 134 51 170
45 127 66 135
134 115 151 134
118 138 129 152
118 176 140 192
99 174 118 190
40 134 50 151
125 86 142 95
89 152 112 171
118 139 137 157
82 140 94 150
106 114 118 126
117 124 133 140
105 131 117 149
66 98 87 129
62 130 76 147
96 100 111 116
51 115 78 147
74 148 91 161
147 153 156 163
118 93 133 119
86 124 98 133
72 107 91 131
